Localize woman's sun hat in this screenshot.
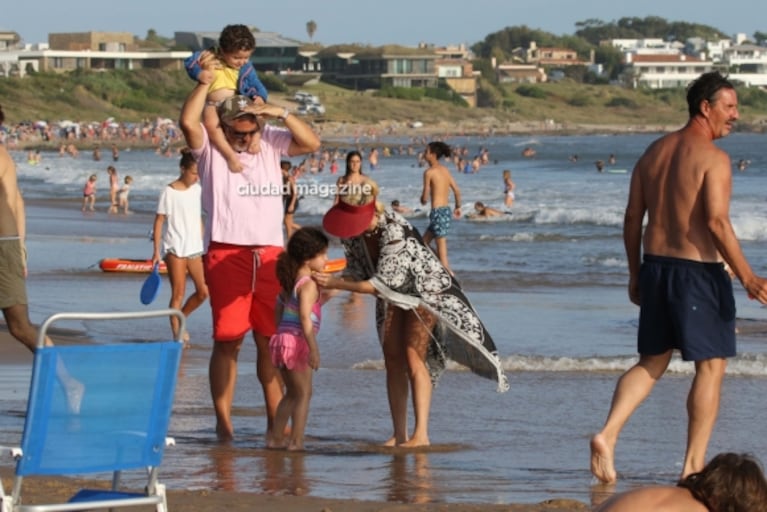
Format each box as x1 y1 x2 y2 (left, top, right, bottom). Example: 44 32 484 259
322 198 376 239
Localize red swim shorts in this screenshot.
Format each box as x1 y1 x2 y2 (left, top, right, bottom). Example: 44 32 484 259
203 242 283 342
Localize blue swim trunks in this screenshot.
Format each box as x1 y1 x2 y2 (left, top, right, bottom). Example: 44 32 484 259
637 254 736 361
426 206 452 238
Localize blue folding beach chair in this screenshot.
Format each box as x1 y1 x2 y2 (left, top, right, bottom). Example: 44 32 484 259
0 309 185 512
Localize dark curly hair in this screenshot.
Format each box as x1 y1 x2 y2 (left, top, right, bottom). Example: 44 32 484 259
275 227 329 294
678 452 767 512
218 24 256 53
427 141 451 159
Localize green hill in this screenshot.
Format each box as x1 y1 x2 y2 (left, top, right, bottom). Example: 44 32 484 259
2 70 766 134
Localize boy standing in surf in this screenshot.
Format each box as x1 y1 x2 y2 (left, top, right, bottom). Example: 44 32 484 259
420 141 461 273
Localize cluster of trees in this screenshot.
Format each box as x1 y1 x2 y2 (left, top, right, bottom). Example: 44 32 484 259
471 16 766 83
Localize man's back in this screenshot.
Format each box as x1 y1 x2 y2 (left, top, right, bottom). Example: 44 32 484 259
632 127 729 263
0 144 21 237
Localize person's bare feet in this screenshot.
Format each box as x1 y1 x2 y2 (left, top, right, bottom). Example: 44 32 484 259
286 442 305 452
266 436 286 449
400 436 430 448
590 433 617 483
382 436 398 447
216 422 234 442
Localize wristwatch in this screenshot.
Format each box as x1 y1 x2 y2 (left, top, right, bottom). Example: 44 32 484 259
279 107 290 121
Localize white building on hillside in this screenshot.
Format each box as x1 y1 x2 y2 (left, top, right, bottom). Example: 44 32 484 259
608 38 683 55
622 53 714 89
725 44 767 86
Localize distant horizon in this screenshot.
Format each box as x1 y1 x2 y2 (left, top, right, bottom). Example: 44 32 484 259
3 0 764 49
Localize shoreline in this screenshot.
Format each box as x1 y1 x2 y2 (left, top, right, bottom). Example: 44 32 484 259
9 119 681 154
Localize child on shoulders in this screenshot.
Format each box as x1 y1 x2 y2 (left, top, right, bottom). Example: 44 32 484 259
184 24 268 173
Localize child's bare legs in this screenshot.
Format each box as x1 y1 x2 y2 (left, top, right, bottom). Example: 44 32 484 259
109 189 118 213
268 367 313 451
88 195 95 211
203 104 243 173
422 231 451 272
432 236 452 275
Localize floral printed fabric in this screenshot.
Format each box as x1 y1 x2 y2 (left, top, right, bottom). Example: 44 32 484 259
342 210 509 392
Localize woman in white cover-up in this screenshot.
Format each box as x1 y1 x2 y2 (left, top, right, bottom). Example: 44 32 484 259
152 148 209 342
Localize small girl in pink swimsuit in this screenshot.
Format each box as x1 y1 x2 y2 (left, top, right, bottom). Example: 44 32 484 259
267 227 329 451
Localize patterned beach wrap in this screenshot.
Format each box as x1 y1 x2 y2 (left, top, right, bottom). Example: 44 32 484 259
342 210 509 393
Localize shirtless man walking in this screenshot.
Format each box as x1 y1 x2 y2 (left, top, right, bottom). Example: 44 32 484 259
590 72 767 483
0 104 43 353
1 105 83 411
420 141 461 272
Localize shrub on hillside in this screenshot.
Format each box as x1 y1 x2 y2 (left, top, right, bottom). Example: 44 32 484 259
605 96 638 108
259 73 288 93
568 93 593 107
515 85 548 99
739 87 767 109
376 86 425 101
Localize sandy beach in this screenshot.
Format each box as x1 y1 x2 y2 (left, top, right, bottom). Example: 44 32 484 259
6 132 767 511
0 329 589 511
0 470 590 512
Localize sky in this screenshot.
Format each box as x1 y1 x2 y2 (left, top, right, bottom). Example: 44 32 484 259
3 0 764 48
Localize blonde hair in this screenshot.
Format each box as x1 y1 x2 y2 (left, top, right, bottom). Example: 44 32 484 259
503 169 511 179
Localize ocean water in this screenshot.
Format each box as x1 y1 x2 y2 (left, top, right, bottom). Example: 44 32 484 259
4 132 767 506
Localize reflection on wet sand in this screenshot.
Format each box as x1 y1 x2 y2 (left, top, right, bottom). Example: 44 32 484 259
386 452 433 504
205 443 309 496
261 450 309 496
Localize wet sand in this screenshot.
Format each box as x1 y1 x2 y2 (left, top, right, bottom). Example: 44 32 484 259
0 329 590 511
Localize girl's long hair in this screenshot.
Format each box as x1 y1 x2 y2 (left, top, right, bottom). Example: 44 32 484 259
275 227 329 294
